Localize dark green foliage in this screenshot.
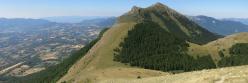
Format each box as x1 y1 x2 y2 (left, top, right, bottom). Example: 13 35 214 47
6 28 109 83
194 55 216 69
219 51 225 58
229 43 248 55
114 21 216 72
218 43 248 67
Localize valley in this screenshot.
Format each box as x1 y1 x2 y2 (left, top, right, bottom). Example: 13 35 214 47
0 18 114 77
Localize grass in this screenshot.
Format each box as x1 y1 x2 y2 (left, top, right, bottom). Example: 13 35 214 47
188 32 248 63
99 65 248 83
58 22 139 83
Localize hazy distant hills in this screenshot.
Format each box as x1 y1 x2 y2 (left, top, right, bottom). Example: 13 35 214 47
78 17 116 27
42 16 116 23
0 17 116 33
0 18 51 26
223 18 248 25
190 15 248 35
0 18 53 32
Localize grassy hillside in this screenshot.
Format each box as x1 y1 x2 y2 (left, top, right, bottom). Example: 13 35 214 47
188 32 248 63
100 65 248 83
58 21 172 83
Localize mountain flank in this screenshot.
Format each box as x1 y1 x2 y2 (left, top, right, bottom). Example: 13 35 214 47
58 2 221 83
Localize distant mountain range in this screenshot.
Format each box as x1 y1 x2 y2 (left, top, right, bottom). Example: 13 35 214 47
78 17 116 27
43 15 248 36
190 15 248 35
223 18 248 25
42 16 116 23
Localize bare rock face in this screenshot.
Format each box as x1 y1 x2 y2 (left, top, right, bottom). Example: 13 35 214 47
128 6 142 15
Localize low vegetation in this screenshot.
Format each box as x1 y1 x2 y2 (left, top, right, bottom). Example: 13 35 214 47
218 43 248 67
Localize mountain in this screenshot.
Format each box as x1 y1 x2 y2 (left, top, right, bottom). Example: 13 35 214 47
8 3 248 83
0 18 53 32
119 4 220 44
42 16 114 23
78 17 117 27
0 18 51 26
223 18 248 25
56 3 221 83
190 16 248 35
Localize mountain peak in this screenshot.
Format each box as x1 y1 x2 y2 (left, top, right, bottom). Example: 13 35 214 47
129 6 142 14
149 2 169 10
152 2 166 8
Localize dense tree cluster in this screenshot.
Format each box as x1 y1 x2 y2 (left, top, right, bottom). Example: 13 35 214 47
114 21 216 72
218 43 248 67
4 28 109 83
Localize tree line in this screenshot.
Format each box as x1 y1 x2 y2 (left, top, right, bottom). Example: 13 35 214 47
218 43 248 67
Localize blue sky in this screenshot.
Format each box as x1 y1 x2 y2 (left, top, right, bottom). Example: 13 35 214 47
0 0 247 18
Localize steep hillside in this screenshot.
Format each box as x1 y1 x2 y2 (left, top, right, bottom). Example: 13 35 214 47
190 16 248 35
58 3 220 83
58 21 170 83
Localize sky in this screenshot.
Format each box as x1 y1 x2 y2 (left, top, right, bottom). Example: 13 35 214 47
0 0 247 18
